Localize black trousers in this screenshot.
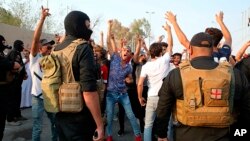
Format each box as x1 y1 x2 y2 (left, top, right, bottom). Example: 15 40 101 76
7 85 22 122
0 84 10 140
55 108 96 141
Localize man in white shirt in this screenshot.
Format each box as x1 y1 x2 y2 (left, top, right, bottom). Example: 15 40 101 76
29 7 57 141
137 21 173 141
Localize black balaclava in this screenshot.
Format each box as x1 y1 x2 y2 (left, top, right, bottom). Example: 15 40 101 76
64 11 93 40
13 40 24 52
0 35 7 52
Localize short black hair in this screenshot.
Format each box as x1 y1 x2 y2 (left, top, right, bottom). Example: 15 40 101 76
205 27 222 47
160 42 168 48
149 42 162 58
172 53 182 58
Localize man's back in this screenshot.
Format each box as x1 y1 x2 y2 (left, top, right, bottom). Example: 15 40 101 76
141 52 171 97
156 56 250 141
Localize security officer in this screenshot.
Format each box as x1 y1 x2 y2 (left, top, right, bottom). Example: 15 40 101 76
0 35 21 140
156 32 250 141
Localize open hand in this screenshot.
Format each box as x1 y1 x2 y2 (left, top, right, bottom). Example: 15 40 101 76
165 11 176 24
162 21 171 32
215 11 224 24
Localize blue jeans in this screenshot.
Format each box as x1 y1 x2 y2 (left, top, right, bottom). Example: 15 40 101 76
32 96 58 141
144 96 159 141
106 91 141 136
167 115 174 141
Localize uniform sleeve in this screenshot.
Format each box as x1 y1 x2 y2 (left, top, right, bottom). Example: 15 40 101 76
77 44 97 92
156 69 177 138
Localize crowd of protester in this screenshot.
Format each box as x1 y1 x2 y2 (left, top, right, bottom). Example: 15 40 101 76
0 6 250 141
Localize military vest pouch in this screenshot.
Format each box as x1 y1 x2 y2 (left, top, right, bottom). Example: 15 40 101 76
203 79 229 107
175 61 234 128
59 82 83 113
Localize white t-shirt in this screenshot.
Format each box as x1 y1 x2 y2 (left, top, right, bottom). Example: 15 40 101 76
29 54 43 97
169 63 176 71
140 52 171 97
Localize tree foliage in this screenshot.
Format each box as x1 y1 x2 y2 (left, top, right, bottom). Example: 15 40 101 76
0 7 22 26
109 18 151 49
129 18 150 38
110 19 130 40
8 0 38 30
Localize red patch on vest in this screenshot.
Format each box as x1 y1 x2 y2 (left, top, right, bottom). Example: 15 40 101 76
210 88 222 99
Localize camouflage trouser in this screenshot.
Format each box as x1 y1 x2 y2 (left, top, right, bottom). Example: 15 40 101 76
96 80 107 126
96 80 104 108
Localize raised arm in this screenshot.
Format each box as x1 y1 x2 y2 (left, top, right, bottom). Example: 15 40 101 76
157 35 165 43
166 11 190 49
235 41 250 62
133 35 142 63
107 20 117 55
162 21 173 55
100 31 104 48
142 40 150 57
215 11 232 47
30 6 50 57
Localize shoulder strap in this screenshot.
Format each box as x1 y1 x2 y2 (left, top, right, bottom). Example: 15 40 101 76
55 38 87 83
67 39 87 82
34 71 42 81
179 60 191 71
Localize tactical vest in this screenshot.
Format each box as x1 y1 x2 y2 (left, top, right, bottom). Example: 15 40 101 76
41 39 86 113
175 61 235 128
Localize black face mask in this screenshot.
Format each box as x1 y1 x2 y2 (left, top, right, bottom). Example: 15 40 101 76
13 40 24 52
0 35 5 52
0 45 12 52
64 11 93 40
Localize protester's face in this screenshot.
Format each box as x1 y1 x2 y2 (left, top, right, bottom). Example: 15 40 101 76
173 55 181 65
139 55 147 63
121 47 131 62
162 46 167 55
23 49 30 58
93 51 101 61
40 43 52 56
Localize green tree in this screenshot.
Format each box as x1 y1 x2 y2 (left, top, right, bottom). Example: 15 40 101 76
129 18 150 38
129 18 151 50
8 0 39 30
108 18 151 51
7 0 66 34
111 19 130 40
0 7 22 26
